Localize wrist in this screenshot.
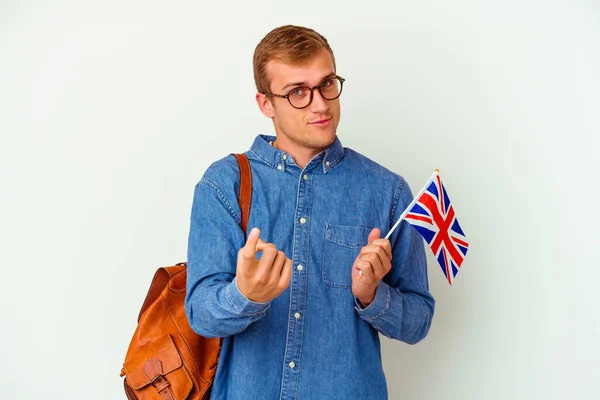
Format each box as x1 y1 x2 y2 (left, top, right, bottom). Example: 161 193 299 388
234 279 270 304
236 280 259 302
358 292 376 308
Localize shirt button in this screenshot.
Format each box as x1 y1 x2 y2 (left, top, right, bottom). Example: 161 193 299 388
282 155 287 160
297 264 303 271
300 217 307 224
289 361 295 369
294 312 301 319
303 174 308 180
277 164 283 171
325 161 330 167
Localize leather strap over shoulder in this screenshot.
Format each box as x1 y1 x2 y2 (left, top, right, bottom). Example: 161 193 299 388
232 153 252 237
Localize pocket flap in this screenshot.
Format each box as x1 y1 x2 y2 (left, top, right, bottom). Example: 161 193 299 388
325 224 371 248
123 335 184 390
323 224 371 288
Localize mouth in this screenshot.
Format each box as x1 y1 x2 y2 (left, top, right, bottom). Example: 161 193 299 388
309 117 332 127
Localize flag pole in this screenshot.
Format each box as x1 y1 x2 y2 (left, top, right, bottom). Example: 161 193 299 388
384 169 440 240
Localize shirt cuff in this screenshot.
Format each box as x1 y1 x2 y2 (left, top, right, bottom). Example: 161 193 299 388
226 277 271 316
354 280 391 320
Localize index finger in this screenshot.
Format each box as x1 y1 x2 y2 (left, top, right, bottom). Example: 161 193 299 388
255 238 269 253
371 238 392 261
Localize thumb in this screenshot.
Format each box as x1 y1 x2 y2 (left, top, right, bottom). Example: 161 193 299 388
368 228 381 245
242 227 261 259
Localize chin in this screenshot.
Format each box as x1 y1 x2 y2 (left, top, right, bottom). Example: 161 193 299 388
309 130 335 145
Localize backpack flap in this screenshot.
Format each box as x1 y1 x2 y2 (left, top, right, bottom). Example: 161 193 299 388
123 334 193 399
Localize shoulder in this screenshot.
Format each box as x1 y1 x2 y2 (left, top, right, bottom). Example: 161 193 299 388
199 154 240 187
192 154 245 211
191 154 245 219
342 147 408 190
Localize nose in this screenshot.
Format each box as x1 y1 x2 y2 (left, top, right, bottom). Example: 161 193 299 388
309 88 329 113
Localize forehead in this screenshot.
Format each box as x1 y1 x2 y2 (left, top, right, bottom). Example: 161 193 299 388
267 49 335 91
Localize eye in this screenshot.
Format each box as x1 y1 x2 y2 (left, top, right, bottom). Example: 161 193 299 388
321 79 332 88
290 87 304 97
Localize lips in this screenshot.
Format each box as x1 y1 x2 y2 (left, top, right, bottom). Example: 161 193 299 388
309 117 332 126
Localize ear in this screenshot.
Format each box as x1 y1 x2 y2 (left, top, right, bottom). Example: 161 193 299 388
256 92 275 118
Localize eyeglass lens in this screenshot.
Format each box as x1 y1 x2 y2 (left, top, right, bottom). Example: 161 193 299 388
288 77 343 108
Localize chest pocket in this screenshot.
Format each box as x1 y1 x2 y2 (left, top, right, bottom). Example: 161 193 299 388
322 224 371 288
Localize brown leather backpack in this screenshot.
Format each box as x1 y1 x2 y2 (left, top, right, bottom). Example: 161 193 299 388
120 153 253 400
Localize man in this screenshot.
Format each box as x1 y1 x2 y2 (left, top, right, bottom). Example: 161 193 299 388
186 25 435 400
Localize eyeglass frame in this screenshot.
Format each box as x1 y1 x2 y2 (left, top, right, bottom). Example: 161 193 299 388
261 75 345 109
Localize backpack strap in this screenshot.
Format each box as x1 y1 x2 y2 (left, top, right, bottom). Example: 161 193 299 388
232 153 252 236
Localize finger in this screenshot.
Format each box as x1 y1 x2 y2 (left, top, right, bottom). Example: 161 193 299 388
277 257 293 292
242 227 261 261
359 245 390 267
255 238 268 252
355 259 375 284
268 250 287 283
371 238 392 261
256 243 279 272
367 228 380 245
359 252 388 278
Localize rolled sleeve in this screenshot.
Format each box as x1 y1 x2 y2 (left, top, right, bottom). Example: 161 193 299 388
354 280 393 321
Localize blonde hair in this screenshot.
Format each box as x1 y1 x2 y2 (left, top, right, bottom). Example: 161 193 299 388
253 25 336 93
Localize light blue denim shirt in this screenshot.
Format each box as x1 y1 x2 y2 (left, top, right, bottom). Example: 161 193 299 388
186 134 435 400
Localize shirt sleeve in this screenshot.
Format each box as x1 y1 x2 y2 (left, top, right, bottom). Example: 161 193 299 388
185 175 270 339
354 177 435 344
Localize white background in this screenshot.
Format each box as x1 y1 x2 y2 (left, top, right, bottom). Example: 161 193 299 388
1 1 599 399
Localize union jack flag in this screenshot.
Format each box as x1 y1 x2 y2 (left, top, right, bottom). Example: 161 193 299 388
404 171 469 285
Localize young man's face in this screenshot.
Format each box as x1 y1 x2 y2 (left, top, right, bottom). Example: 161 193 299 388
257 49 341 159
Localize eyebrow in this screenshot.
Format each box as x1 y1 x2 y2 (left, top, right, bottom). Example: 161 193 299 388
281 73 336 91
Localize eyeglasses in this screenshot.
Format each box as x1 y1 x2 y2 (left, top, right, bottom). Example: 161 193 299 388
262 75 345 109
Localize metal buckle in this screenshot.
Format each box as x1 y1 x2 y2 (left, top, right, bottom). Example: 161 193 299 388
150 374 171 392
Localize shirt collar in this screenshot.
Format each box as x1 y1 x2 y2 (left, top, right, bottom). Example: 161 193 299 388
249 134 344 174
